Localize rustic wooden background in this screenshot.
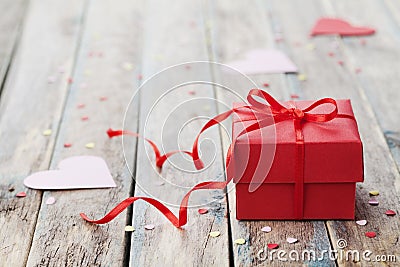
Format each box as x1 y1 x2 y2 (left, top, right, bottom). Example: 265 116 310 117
0 0 399 266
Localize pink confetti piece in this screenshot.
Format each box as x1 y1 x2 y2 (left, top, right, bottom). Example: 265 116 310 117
328 52 335 57
290 94 299 99
356 219 367 226
286 237 298 244
365 232 376 238
77 103 85 109
47 76 56 84
261 226 272 233
355 68 362 74
337 60 344 66
99 96 108 101
45 196 56 205
58 66 65 73
67 78 73 84
185 65 191 70
64 143 72 148
262 83 269 87
80 83 87 89
16 192 26 198
138 74 143 80
81 116 89 121
144 224 155 230
267 243 279 249
368 197 379 206
188 91 196 95
385 210 396 216
198 208 208 214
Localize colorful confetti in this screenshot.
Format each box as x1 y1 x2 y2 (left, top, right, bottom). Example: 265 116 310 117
209 231 220 237
297 74 307 81
125 225 135 232
234 238 246 245
290 94 299 99
67 78 73 84
369 190 379 196
261 226 272 233
306 43 315 51
43 129 52 136
287 237 298 244
356 219 367 226
262 83 269 87
365 232 376 238
198 208 209 214
16 192 26 198
122 62 133 71
138 74 143 80
81 116 89 121
188 90 196 95
85 142 95 149
45 196 56 205
355 68 362 74
368 197 379 206
77 103 85 109
328 52 335 57
64 143 72 148
385 210 396 216
267 243 279 250
144 224 155 230
99 96 108 101
337 60 344 66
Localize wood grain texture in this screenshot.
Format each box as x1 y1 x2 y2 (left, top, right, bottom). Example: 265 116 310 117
267 0 400 266
25 0 144 266
205 0 334 266
0 0 27 92
0 0 87 265
128 0 229 266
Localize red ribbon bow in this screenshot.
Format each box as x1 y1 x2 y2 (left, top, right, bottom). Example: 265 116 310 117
81 89 348 226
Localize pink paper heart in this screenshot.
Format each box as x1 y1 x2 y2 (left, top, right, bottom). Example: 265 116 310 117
24 156 116 189
311 18 375 37
225 49 298 74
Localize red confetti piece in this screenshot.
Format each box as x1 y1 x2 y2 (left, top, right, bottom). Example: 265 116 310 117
16 192 26 198
138 74 143 80
365 232 376 238
198 208 208 214
99 96 108 101
267 244 279 250
77 104 85 109
81 116 89 121
67 78 73 84
64 143 72 148
262 83 269 87
290 94 299 99
328 52 335 57
385 210 396 216
338 60 344 66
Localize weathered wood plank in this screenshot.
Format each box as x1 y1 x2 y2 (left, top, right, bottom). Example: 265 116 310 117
25 0 144 265
0 0 87 265
267 0 400 266
204 0 335 266
129 0 229 266
0 0 27 92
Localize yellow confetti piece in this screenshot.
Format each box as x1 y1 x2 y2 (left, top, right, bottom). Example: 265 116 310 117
125 225 135 232
369 190 379 196
209 231 220 237
85 142 95 149
84 69 92 76
43 129 52 136
122 62 134 71
234 238 246 245
297 74 307 81
306 43 315 51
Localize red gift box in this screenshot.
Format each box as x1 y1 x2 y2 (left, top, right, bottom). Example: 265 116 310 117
229 99 364 220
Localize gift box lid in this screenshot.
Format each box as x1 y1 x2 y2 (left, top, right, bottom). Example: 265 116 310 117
231 100 364 184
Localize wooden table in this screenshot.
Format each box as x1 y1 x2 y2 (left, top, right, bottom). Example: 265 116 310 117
0 0 399 266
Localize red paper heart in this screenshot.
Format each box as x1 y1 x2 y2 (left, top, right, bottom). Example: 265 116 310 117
365 232 376 238
385 209 396 216
198 208 208 214
267 243 279 250
311 18 375 37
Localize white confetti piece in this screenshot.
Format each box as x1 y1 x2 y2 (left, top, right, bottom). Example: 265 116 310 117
144 224 155 230
261 226 272 233
45 197 56 205
356 219 367 226
287 237 298 244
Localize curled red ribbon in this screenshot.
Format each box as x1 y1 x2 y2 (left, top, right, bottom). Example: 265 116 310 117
80 89 346 226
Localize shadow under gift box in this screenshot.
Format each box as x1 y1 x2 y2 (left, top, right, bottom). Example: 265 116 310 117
228 100 364 220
